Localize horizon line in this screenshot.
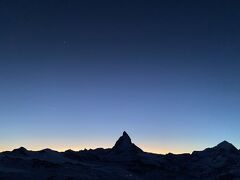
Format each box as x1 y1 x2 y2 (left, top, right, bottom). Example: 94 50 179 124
0 132 237 155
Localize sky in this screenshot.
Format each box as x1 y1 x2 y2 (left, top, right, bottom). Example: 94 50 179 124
0 0 240 154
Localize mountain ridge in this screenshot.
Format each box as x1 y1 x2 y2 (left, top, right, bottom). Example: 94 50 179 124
2 132 236 155
0 132 240 180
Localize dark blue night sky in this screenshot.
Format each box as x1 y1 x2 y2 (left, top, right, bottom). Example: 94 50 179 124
0 0 240 153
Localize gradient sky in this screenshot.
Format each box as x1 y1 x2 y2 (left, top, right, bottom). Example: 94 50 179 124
0 0 240 154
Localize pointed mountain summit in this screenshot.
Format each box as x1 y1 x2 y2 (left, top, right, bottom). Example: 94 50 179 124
111 131 143 154
214 140 238 152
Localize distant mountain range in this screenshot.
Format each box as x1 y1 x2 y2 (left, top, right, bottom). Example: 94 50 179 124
0 132 239 180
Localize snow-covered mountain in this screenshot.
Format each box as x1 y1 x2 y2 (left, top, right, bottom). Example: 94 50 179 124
0 132 240 179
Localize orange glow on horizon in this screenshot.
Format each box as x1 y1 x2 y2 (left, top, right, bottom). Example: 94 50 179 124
0 143 195 154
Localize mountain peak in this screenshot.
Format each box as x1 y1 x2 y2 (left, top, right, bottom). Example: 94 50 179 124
192 140 239 157
13 147 27 152
215 140 237 151
120 131 131 143
122 131 128 136
111 131 142 154
12 147 28 156
123 131 128 136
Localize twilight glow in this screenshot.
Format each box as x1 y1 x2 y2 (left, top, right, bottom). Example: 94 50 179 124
0 0 240 154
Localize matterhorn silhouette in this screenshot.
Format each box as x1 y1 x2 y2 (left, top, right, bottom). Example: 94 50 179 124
112 131 143 154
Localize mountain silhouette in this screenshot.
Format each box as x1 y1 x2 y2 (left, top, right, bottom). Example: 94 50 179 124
192 140 239 158
112 131 143 154
0 132 240 180
11 147 29 156
215 140 238 152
